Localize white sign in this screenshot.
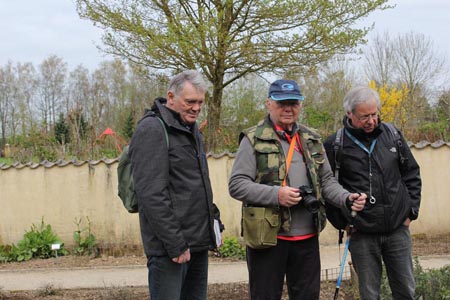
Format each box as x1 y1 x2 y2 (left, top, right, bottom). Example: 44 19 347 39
51 243 61 250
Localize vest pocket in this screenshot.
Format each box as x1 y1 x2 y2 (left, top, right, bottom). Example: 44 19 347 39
254 142 283 183
242 206 280 249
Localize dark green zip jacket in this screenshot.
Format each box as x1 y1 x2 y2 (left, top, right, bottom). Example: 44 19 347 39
129 98 218 258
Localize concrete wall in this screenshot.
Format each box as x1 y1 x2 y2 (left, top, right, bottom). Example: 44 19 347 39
0 161 141 248
1 144 449 248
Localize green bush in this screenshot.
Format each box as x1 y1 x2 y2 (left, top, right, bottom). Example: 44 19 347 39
0 245 10 263
0 157 13 165
380 262 391 299
7 218 68 262
219 236 246 260
414 257 450 299
364 257 450 299
73 217 97 256
99 148 121 159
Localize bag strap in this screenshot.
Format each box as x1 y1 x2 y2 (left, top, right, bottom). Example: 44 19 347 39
385 122 407 168
282 136 297 187
331 128 345 242
333 128 344 182
155 116 169 148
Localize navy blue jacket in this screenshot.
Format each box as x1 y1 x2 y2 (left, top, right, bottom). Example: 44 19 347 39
324 118 421 233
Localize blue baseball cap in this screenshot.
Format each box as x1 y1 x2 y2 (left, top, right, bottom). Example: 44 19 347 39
268 80 304 101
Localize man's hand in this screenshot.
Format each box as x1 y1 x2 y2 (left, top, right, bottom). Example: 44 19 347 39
172 249 191 264
278 186 301 207
347 193 367 212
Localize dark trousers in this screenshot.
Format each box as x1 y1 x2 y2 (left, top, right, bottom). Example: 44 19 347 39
246 236 320 300
147 250 208 300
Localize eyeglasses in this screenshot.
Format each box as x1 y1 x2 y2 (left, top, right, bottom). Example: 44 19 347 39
353 112 379 122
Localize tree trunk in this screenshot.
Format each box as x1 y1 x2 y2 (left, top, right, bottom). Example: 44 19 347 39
206 83 224 153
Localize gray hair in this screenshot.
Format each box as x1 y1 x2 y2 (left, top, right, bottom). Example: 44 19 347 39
168 70 208 96
343 86 381 113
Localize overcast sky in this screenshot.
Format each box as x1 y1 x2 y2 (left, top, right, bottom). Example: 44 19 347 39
1 0 449 72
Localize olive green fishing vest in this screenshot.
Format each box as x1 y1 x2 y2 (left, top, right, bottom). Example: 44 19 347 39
240 117 327 233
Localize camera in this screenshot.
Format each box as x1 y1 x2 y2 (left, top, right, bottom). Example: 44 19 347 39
299 185 320 214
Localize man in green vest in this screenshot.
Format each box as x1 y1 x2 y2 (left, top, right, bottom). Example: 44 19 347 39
229 79 366 300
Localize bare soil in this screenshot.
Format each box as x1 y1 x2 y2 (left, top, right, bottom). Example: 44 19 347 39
0 233 448 300
0 254 147 271
0 282 353 300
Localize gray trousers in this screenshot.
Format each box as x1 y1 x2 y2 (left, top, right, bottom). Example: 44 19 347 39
147 250 208 300
349 226 415 300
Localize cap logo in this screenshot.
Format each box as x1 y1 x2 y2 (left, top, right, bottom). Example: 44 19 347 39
268 79 304 101
281 83 295 91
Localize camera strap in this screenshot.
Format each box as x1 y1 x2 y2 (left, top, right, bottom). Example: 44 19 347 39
282 136 297 187
279 136 297 232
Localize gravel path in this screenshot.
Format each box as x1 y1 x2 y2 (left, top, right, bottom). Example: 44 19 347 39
1 245 449 291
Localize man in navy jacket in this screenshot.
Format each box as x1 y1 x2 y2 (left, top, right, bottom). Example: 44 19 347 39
324 86 421 300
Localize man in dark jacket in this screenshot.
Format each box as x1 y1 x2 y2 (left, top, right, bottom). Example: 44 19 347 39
324 86 421 300
129 70 222 300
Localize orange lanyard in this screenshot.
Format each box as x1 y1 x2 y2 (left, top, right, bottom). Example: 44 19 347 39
282 136 297 187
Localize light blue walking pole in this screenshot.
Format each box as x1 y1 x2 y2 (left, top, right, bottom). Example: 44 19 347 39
333 211 356 300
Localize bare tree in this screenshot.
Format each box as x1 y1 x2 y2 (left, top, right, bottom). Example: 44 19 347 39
14 62 38 138
393 32 446 134
127 66 167 115
394 32 446 102
0 62 15 149
92 60 128 133
220 74 268 150
67 65 91 113
298 58 355 134
0 62 39 149
363 32 395 86
37 55 68 132
66 65 91 153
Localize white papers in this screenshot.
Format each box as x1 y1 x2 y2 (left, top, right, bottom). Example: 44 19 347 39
214 219 222 246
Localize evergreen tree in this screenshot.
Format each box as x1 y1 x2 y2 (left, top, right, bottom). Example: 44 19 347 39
123 111 135 140
54 113 70 145
78 114 88 140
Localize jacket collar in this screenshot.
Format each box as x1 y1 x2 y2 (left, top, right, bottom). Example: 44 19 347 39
343 115 382 142
153 97 198 134
255 115 299 141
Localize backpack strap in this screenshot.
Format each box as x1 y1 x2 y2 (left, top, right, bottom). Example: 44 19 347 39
333 128 344 181
155 116 169 148
384 122 408 169
139 111 169 148
332 128 345 244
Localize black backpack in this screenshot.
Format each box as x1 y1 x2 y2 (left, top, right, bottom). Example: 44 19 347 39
117 115 168 213
325 123 408 231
